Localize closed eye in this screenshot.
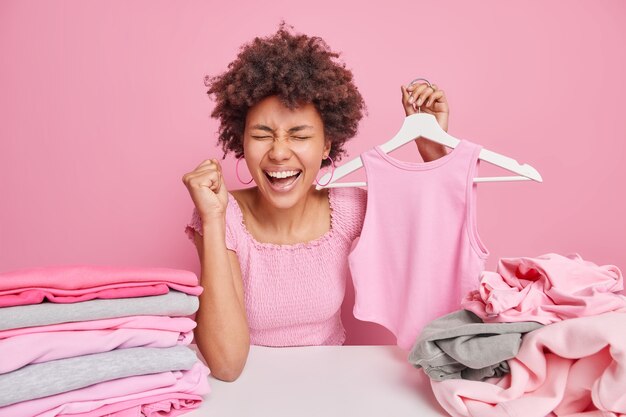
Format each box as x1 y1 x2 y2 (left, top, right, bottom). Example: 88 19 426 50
251 136 311 140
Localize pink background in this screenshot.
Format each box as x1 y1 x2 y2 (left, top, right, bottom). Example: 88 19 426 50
1 1 625 345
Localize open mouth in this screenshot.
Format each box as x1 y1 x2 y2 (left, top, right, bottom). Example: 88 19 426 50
264 170 302 189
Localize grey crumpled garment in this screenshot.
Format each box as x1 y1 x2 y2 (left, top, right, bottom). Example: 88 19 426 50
408 309 542 381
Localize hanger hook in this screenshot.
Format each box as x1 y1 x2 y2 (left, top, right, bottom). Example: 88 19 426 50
406 77 433 114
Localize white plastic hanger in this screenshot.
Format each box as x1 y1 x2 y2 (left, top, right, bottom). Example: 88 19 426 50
316 78 543 190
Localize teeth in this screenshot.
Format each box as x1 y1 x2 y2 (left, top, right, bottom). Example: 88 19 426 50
266 170 300 179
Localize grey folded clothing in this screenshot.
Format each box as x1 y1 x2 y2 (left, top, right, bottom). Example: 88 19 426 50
0 345 198 407
0 290 198 331
408 309 543 381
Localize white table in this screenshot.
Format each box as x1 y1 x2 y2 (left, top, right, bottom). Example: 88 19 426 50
186 344 449 417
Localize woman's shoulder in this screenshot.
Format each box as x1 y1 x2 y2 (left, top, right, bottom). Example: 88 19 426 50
225 189 250 230
229 187 255 204
329 187 367 240
228 188 253 220
184 189 245 247
229 188 247 201
329 186 367 209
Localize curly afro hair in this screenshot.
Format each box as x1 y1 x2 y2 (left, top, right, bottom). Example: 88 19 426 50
204 20 368 167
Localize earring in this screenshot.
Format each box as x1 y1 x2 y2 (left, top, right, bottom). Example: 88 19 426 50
315 155 335 187
235 157 253 185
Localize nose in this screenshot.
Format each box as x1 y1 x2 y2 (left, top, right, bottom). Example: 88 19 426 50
267 137 293 161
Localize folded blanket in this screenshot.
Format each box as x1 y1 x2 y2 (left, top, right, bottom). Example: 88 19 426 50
0 290 198 331
0 327 194 374
461 253 625 324
0 362 209 417
0 345 199 407
409 309 542 381
0 315 196 340
60 393 204 417
431 312 626 417
0 264 202 307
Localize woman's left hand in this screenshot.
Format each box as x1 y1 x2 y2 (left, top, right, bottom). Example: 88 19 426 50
400 82 449 132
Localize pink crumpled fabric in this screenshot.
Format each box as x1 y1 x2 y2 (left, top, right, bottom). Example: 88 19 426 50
461 253 625 324
430 311 626 417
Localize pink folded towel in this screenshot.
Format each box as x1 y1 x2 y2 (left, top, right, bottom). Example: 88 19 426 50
58 393 204 417
0 315 196 340
0 264 202 307
0 327 195 374
0 362 209 417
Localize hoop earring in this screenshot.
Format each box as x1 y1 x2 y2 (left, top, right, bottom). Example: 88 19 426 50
315 155 335 187
235 157 253 185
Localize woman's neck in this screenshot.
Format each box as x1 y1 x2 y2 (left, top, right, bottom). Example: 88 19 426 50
249 186 326 237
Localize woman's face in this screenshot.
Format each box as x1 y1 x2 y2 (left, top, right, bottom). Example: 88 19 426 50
242 95 330 209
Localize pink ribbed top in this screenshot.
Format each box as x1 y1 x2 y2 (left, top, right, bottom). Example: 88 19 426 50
185 187 367 347
348 139 490 350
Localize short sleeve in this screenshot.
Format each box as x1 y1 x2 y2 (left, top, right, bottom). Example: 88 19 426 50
184 207 203 242
330 187 367 243
183 200 238 252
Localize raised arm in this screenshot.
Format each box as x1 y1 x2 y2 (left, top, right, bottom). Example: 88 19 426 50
183 158 250 382
192 225 249 382
400 82 450 162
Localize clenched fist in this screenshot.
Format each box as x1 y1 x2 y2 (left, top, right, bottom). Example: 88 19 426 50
182 158 229 222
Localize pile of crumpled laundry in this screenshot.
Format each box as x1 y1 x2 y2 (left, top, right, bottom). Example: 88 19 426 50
408 252 626 417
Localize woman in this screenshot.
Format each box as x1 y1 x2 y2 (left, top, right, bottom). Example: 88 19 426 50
182 21 450 382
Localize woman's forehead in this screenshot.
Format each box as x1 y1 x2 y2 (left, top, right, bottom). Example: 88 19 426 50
247 97 322 129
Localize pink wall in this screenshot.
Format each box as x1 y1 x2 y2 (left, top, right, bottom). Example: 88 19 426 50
1 1 625 345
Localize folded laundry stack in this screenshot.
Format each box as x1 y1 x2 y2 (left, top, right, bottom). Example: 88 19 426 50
409 253 626 417
0 265 210 417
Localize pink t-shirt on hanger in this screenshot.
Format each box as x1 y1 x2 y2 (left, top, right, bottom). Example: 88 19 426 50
348 138 490 350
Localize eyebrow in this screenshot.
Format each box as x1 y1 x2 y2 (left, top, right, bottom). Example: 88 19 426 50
250 124 314 133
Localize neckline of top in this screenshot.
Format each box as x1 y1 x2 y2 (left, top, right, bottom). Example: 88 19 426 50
373 138 467 170
227 188 337 250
